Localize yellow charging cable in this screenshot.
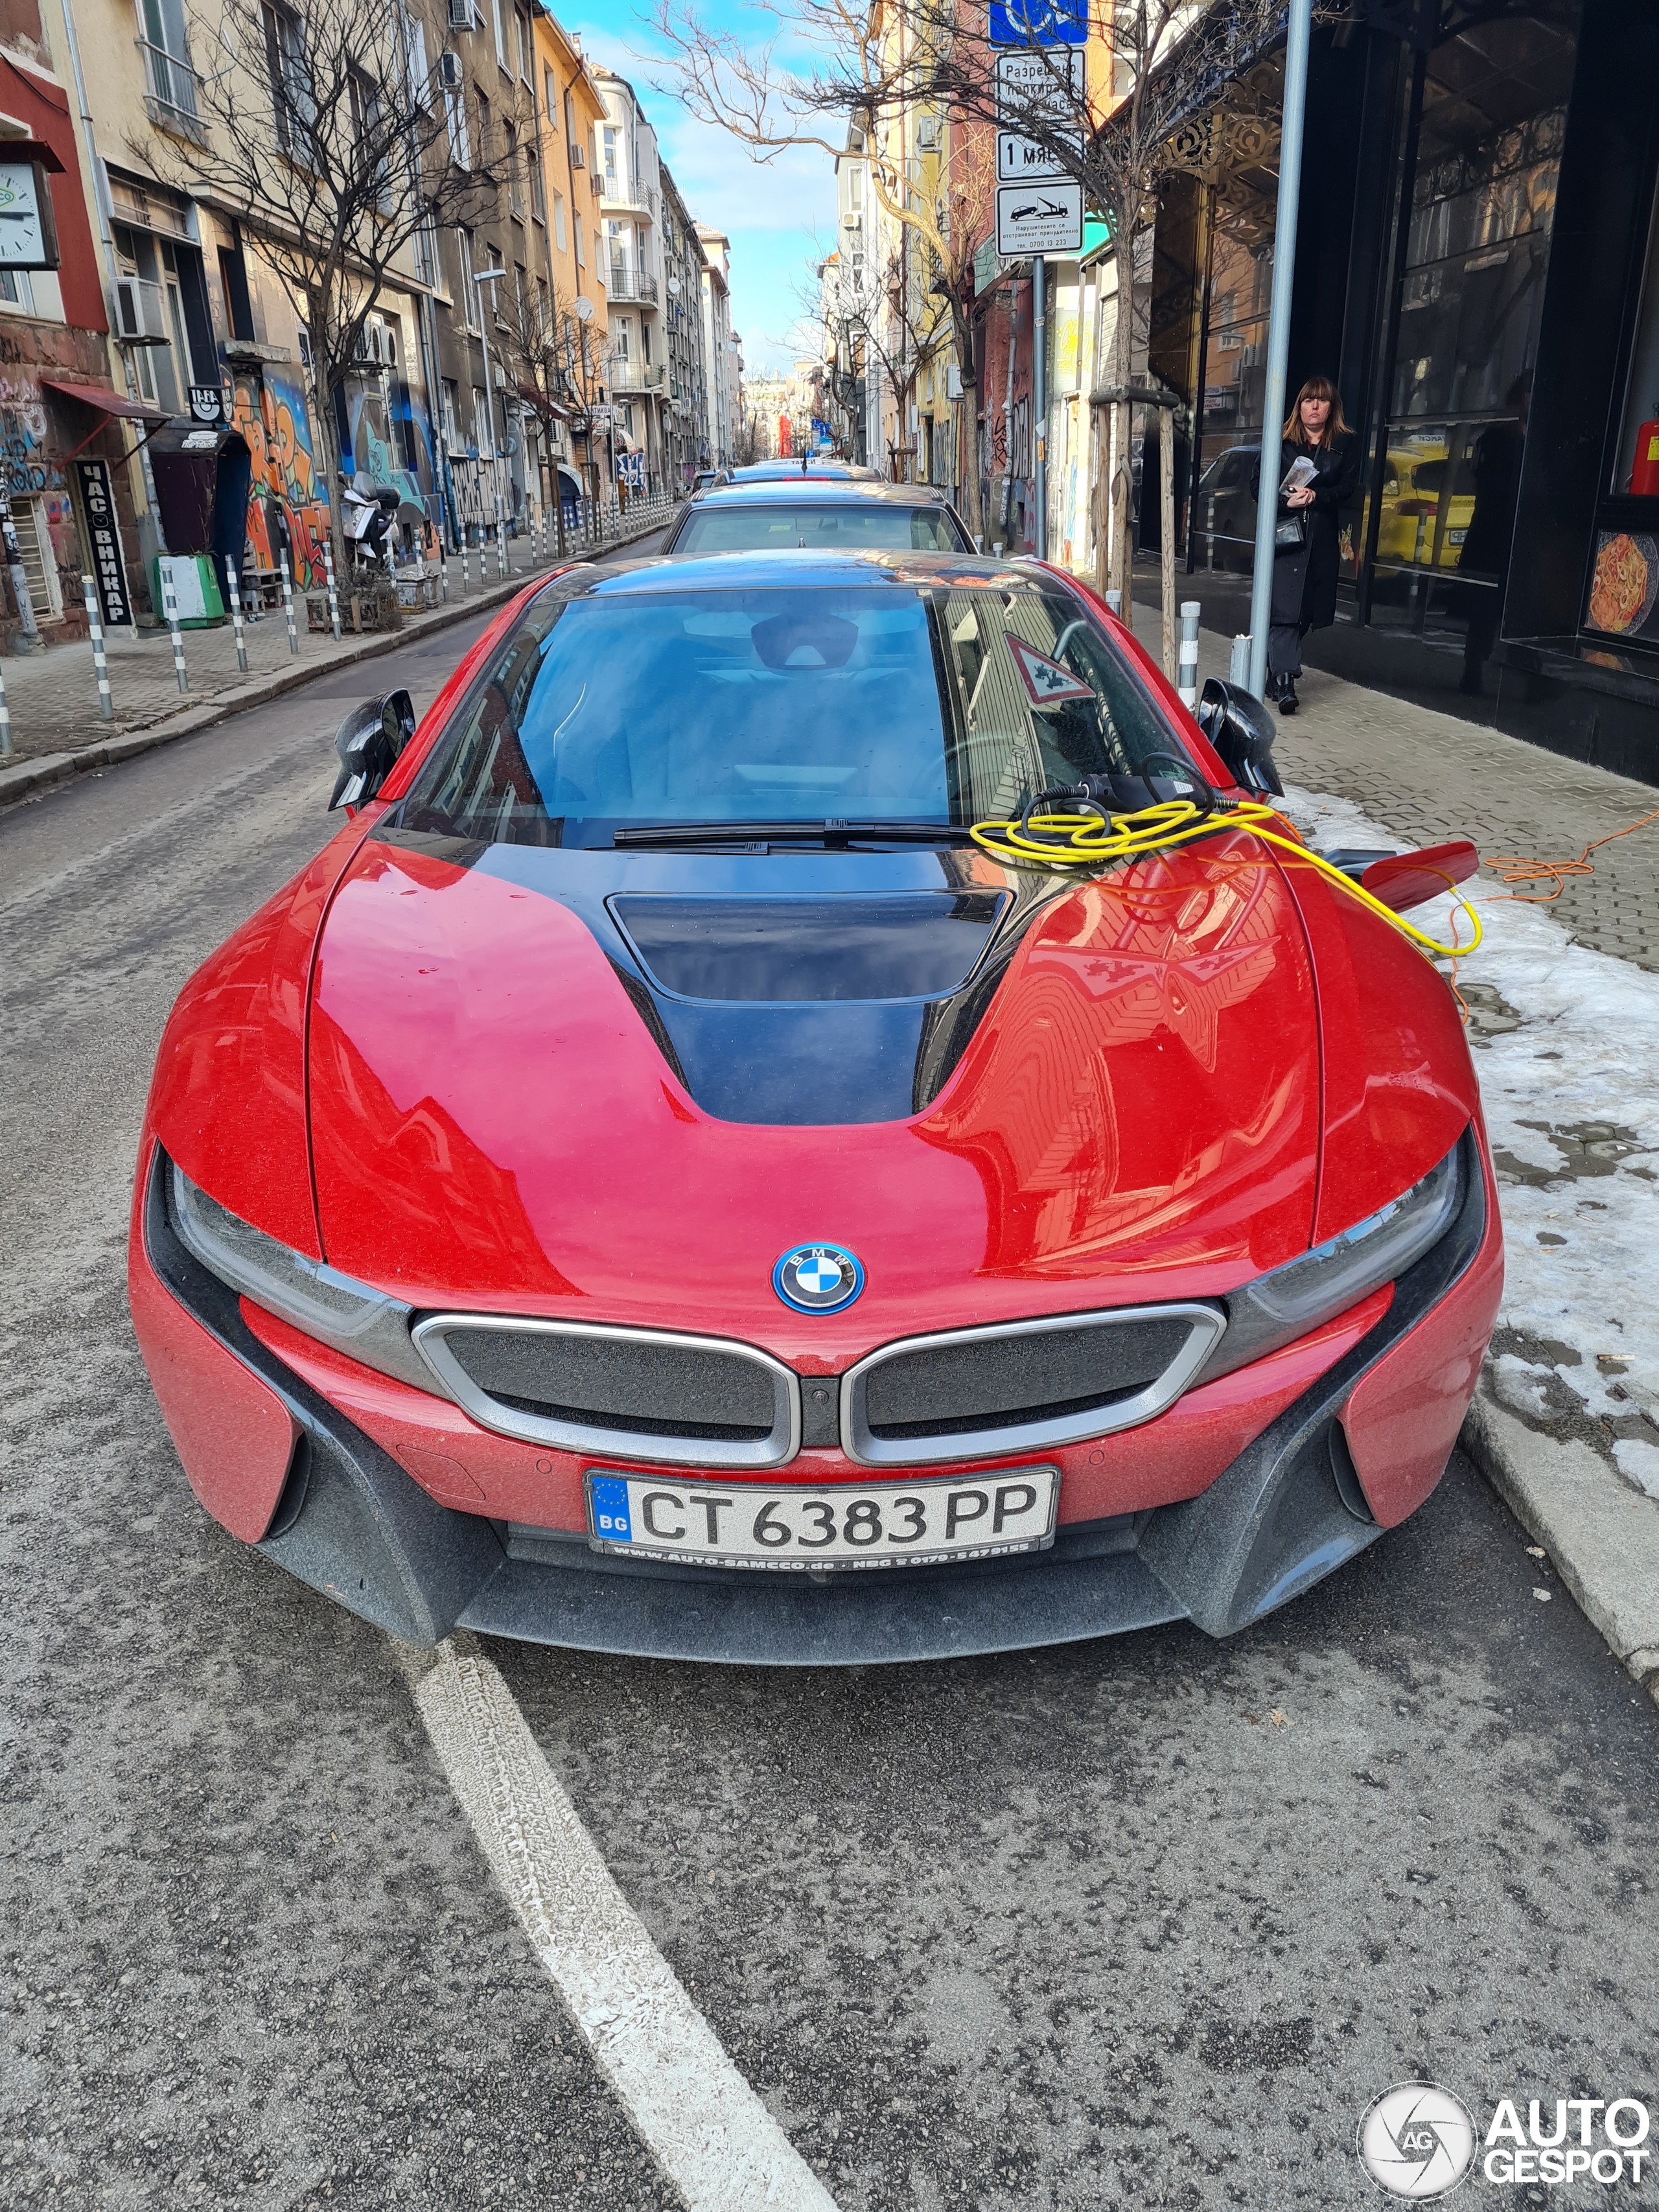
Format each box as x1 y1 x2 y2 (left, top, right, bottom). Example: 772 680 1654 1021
969 796 1483 961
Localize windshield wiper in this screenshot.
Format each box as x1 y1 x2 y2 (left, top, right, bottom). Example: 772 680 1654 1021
611 818 976 848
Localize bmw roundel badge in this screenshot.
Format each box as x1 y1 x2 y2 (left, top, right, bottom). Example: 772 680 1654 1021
772 1242 864 1314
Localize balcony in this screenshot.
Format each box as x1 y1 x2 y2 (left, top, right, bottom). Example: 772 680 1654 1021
609 358 667 394
598 173 657 218
137 38 206 145
605 260 658 305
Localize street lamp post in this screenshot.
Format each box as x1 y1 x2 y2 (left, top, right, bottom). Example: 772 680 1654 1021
474 266 510 578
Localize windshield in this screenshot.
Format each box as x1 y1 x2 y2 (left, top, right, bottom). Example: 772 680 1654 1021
395 581 1181 846
673 503 968 553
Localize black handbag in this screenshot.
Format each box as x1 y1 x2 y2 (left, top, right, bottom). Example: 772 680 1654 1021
1274 513 1306 553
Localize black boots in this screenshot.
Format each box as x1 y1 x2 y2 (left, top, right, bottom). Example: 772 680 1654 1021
1271 674 1299 715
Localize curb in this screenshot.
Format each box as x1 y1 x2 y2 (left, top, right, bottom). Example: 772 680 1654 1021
1460 1383 1659 1702
0 522 667 808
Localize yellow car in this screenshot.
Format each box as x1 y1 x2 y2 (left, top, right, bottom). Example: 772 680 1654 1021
1375 445 1475 570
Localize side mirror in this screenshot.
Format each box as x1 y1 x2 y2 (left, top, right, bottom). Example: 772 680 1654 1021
328 690 415 811
1196 677 1284 796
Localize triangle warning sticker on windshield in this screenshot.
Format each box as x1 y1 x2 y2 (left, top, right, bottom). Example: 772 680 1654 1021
1005 634 1096 710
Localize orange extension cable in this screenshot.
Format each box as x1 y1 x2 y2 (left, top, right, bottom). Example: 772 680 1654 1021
1484 806 1659 902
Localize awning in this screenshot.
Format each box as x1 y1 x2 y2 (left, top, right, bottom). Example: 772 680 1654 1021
41 378 167 422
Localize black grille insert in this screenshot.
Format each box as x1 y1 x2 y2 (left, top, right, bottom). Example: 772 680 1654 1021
438 1327 778 1441
863 1316 1195 1439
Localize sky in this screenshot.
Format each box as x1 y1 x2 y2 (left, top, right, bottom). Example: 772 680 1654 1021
571 0 837 375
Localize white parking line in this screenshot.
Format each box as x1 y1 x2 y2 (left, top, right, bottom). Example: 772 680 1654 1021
407 1638 841 2212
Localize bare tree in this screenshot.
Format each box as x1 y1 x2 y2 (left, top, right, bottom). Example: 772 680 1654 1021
498 274 604 541
650 0 1284 639
649 0 996 537
151 0 505 574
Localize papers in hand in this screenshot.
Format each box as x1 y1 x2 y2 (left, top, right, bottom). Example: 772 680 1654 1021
1280 455 1319 495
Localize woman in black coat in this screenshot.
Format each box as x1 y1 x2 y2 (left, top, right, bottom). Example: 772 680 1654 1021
1251 377 1360 713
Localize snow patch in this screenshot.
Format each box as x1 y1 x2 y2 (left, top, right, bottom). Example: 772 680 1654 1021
1614 1438 1659 1500
1280 782 1659 1431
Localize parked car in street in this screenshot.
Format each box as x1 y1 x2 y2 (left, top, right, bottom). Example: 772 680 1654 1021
661 478 974 553
129 547 1502 1665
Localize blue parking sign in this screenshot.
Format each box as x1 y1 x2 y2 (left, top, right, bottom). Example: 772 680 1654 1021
989 0 1087 45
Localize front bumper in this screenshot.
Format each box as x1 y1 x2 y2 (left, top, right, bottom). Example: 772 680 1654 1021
130 1133 1500 1663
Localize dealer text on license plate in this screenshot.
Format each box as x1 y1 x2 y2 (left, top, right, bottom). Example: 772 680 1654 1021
585 1467 1059 1570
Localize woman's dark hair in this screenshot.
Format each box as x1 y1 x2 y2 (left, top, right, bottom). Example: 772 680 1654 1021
1282 375 1350 450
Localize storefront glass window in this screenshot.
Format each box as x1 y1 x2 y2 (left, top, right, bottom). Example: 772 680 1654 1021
1368 8 1575 671
1612 171 1659 498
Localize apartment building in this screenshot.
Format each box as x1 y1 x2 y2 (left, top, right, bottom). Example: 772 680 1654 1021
529 7 609 509
657 166 706 489
590 66 666 487
0 0 148 648
695 226 735 469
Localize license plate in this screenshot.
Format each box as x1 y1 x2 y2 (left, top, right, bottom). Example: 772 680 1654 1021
1446 528 1468 544
585 1466 1059 1572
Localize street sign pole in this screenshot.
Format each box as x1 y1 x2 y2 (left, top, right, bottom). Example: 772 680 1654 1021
1247 0 1314 702
1034 255 1047 560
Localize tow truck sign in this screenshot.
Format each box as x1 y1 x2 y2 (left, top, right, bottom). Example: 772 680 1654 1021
995 180 1084 257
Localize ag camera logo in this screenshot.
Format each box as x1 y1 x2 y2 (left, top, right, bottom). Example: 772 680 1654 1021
1358 2082 1476 2200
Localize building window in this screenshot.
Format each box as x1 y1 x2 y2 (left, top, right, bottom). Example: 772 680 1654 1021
516 8 531 83
528 139 544 221
478 91 491 165
262 2 314 161
552 190 566 251
441 378 459 445
545 69 559 132
0 268 36 313
445 84 470 167
139 0 200 130
574 211 585 268
490 0 505 71
459 225 477 323
505 119 522 215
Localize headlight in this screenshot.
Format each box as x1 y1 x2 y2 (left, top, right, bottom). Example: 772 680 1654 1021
1200 1140 1465 1382
167 1160 433 1392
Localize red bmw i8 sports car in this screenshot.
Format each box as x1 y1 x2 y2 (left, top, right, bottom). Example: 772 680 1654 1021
129 549 1502 1663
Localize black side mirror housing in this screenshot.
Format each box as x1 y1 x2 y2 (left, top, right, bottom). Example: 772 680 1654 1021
327 690 416 811
1196 677 1284 796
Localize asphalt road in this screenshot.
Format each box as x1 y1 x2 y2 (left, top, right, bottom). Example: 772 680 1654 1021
5 583 1658 2212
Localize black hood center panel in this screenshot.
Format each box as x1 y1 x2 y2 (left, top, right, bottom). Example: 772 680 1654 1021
609 892 1007 1003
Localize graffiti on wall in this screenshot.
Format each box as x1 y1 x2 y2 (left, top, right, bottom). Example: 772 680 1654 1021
0 374 54 497
229 368 330 588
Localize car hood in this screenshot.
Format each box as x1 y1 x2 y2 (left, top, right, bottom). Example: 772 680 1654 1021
307 828 1324 1358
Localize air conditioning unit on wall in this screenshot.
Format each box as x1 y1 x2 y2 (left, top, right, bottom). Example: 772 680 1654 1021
447 0 480 30
113 275 168 344
570 145 585 167
437 51 464 88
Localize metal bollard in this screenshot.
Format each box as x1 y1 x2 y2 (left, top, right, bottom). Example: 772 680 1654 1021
1229 634 1252 689
161 564 188 693
0 655 10 756
278 552 299 655
459 531 471 592
1104 589 1122 615
321 541 342 641
496 516 508 579
1178 601 1200 711
224 561 248 672
82 576 112 719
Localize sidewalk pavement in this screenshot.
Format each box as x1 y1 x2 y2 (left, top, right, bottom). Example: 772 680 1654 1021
1138 600 1659 1700
0 506 673 802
